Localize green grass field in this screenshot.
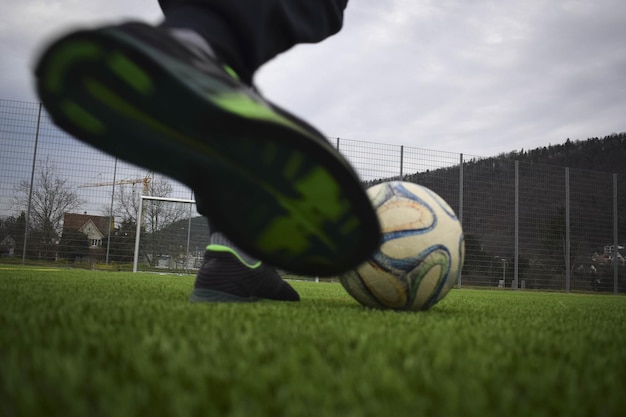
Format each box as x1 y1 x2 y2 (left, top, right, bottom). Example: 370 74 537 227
1 266 625 417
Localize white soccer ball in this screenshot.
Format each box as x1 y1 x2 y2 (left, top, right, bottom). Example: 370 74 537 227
339 181 465 311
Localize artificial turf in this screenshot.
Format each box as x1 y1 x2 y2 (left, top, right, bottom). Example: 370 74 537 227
1 266 625 417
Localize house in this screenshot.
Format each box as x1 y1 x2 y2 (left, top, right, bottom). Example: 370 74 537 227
62 213 112 260
592 245 625 266
0 235 15 257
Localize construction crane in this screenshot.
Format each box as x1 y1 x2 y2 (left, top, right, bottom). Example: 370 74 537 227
78 175 151 195
78 175 152 231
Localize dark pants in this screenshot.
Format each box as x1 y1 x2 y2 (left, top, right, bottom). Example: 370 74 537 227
157 0 349 225
158 0 349 84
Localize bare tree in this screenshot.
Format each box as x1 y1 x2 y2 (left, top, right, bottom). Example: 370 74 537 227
111 173 186 226
110 173 188 265
14 157 85 244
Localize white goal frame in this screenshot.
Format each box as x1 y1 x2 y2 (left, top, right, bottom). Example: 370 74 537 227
133 195 197 273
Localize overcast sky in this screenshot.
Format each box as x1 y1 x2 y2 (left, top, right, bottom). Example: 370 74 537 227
2 0 625 157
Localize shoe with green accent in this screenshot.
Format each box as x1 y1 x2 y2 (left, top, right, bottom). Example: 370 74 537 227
190 246 299 302
34 22 380 276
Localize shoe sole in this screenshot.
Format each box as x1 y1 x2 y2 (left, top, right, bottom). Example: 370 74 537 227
34 25 380 276
190 287 259 303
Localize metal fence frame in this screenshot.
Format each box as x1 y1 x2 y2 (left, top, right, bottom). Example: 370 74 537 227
1 99 623 292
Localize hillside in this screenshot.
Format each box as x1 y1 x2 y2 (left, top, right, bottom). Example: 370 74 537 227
490 133 626 173
153 133 625 288
367 133 626 289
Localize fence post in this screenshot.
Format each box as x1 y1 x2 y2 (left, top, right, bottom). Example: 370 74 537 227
133 196 144 273
514 161 519 290
565 167 571 293
185 202 193 273
336 137 340 151
22 102 43 264
614 173 619 294
104 158 118 265
399 145 404 180
458 153 464 288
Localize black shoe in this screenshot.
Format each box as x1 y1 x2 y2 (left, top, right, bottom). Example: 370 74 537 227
190 246 300 302
34 22 380 276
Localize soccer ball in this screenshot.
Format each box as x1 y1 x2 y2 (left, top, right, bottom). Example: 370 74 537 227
339 181 464 311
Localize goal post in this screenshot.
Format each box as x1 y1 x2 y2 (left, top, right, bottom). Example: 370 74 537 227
133 195 203 273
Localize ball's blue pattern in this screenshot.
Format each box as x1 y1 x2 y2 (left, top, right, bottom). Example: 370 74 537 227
420 186 459 221
372 243 448 275
340 181 464 311
377 182 438 243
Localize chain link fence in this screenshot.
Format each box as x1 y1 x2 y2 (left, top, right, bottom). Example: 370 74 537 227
1 99 624 292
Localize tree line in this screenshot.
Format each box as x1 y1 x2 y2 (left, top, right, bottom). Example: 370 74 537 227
2 133 624 287
363 133 626 291
1 157 190 265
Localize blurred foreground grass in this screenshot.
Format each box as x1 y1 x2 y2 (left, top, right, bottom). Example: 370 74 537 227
1 266 625 417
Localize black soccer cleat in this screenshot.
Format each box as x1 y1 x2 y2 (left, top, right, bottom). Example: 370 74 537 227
190 245 300 302
34 22 380 276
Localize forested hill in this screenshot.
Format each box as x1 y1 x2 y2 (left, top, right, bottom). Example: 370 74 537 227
479 132 626 174
364 133 626 193
362 132 626 276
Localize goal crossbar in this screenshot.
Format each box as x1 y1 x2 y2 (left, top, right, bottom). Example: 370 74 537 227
133 195 196 273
